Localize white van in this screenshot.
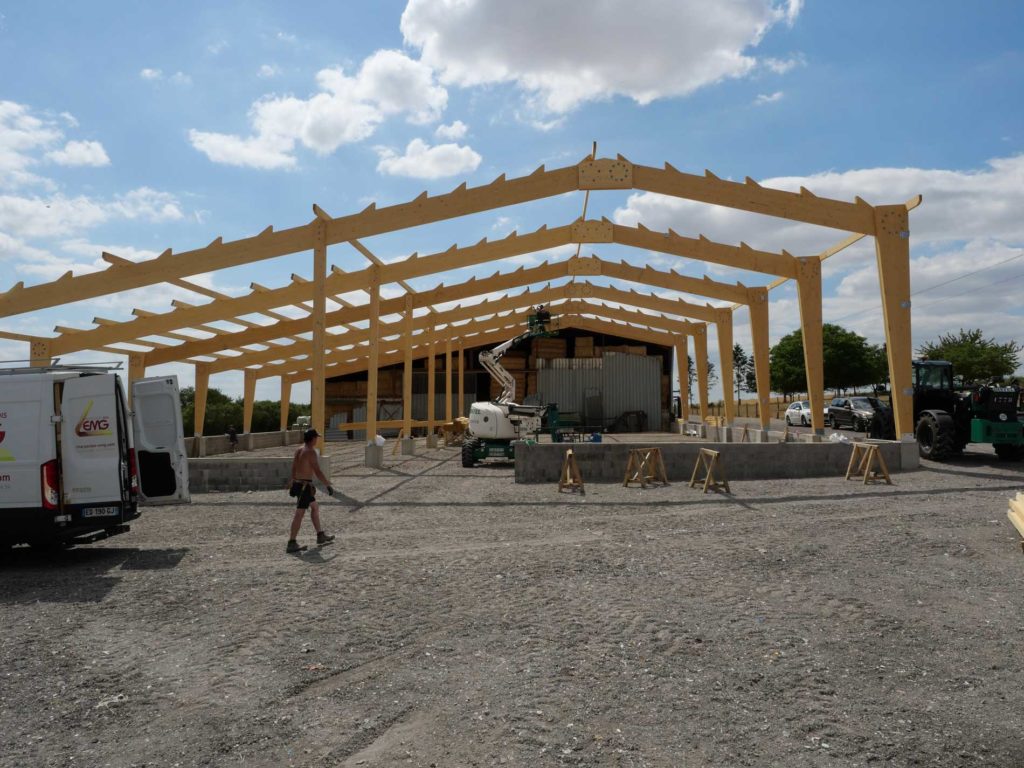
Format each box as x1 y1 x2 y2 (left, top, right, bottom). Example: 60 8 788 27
0 366 189 548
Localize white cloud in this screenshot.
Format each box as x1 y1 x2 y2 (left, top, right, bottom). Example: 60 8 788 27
46 139 110 167
434 120 467 140
258 64 280 79
0 187 183 239
613 153 1024 253
375 138 481 179
188 128 297 170
207 40 229 55
763 54 805 74
0 100 63 188
754 91 784 105
139 69 191 86
190 51 447 168
59 112 79 128
351 49 447 124
401 0 803 113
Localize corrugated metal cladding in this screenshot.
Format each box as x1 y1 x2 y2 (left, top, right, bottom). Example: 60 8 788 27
538 352 662 431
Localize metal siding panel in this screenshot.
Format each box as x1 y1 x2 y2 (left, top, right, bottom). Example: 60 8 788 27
537 366 602 417
602 353 662 431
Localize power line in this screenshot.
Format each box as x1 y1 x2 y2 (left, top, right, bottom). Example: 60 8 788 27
830 250 1024 324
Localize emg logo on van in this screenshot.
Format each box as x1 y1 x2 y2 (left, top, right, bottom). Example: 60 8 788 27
75 401 112 437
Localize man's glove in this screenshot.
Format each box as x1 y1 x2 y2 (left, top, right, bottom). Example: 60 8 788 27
327 486 335 497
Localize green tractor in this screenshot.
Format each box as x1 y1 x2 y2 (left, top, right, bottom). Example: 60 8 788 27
912 359 1023 461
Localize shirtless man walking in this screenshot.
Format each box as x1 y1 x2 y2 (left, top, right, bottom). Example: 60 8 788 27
287 428 336 554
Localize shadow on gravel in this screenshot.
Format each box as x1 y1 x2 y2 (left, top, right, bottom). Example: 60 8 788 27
0 547 190 604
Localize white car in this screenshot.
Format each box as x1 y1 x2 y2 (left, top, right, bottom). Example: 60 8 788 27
784 400 812 426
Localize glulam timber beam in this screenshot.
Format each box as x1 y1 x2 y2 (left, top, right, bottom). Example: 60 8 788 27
203 283 567 374
44 214 777 359
0 164 581 319
628 159 877 234
148 253 748 368
273 301 700 383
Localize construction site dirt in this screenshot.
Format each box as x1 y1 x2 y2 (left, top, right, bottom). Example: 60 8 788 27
2 441 1023 767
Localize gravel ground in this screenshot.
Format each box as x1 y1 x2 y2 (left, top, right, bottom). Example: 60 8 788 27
2 441 1024 767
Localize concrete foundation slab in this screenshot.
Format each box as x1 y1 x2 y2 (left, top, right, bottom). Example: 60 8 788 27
426 435 439 448
401 437 416 455
515 440 908 484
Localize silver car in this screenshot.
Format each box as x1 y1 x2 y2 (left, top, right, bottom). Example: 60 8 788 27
784 400 812 426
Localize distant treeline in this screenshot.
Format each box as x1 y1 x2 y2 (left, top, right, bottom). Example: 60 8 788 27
178 386 311 437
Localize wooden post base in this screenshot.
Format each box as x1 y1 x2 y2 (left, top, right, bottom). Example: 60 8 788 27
558 449 585 494
623 447 670 488
689 448 730 493
844 442 892 485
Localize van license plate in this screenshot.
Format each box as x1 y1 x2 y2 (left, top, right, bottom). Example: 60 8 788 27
82 506 119 518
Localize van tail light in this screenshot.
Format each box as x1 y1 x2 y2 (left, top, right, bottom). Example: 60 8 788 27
129 449 139 494
41 460 59 510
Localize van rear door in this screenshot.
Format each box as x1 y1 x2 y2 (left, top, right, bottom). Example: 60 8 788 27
60 373 125 518
132 376 190 504
0 377 55 511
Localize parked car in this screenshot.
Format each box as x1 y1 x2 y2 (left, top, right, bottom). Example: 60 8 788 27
784 400 812 426
827 396 891 431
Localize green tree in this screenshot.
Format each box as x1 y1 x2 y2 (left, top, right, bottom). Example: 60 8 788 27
732 344 753 406
178 386 311 436
686 355 718 399
917 328 1022 384
770 324 886 396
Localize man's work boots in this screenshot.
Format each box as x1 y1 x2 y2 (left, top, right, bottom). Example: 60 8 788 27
286 539 306 554
317 531 336 546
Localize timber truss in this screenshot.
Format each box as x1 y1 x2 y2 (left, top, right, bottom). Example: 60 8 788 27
0 154 921 443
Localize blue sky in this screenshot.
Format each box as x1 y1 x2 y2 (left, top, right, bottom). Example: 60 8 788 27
1 0 1022 401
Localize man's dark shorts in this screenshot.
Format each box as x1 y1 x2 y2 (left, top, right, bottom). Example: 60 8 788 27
292 482 316 510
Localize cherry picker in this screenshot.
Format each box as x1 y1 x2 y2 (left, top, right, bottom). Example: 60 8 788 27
462 306 556 467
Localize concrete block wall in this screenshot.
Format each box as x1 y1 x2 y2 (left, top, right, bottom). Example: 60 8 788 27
515 440 909 484
188 455 333 493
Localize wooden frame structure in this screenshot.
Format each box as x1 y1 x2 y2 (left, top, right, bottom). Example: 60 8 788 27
0 154 921 463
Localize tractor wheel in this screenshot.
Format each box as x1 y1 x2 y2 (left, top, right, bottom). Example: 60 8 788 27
916 413 955 461
994 443 1024 461
461 438 479 468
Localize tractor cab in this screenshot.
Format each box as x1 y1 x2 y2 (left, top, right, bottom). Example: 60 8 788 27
913 360 957 412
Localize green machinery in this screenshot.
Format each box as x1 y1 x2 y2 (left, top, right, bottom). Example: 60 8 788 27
912 359 1023 461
